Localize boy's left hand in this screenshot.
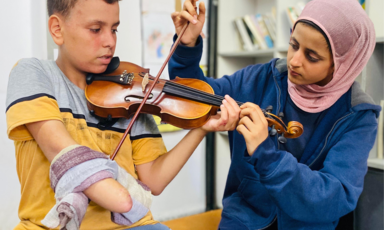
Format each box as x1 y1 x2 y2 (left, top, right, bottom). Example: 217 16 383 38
237 103 269 156
201 95 241 132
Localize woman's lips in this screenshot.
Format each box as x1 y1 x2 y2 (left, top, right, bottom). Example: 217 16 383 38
289 68 301 76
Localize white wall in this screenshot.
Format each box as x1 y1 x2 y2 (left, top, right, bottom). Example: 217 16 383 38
0 1 206 229
0 1 38 228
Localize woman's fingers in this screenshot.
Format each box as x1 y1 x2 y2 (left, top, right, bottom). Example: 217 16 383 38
237 103 269 155
240 103 268 126
183 0 198 16
180 10 198 25
197 1 206 22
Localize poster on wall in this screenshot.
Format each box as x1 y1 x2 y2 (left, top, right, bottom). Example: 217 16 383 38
141 0 181 132
142 13 175 69
141 0 210 132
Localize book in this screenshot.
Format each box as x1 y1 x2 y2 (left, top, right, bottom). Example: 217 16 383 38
233 20 246 51
234 18 255 51
255 14 274 48
263 14 277 42
242 18 259 49
286 7 299 28
243 15 268 50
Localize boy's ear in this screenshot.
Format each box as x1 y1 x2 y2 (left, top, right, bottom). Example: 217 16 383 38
48 15 64 46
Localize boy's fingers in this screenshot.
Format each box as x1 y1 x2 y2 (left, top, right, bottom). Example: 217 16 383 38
224 95 240 112
219 104 228 126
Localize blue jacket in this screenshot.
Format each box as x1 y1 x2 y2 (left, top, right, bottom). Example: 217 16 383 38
168 36 381 230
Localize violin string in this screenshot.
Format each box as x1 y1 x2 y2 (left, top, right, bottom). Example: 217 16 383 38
164 83 230 106
163 81 287 127
142 72 240 104
163 85 223 106
165 81 244 106
166 81 233 102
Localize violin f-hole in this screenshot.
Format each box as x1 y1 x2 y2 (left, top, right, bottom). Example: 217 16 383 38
125 94 153 102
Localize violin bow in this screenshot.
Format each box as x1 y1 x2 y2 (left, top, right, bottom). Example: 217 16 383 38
110 23 190 160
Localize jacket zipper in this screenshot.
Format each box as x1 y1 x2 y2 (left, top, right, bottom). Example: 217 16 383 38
273 75 282 149
258 216 277 230
308 113 353 167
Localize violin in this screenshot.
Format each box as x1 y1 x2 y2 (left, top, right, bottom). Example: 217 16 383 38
84 23 303 160
85 57 303 139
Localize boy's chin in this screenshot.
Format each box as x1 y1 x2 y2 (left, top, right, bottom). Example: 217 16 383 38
87 65 109 75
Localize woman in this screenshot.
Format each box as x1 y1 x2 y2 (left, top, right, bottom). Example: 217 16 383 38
169 0 381 229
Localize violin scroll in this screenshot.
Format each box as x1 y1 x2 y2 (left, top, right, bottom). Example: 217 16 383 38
265 114 304 139
285 121 304 138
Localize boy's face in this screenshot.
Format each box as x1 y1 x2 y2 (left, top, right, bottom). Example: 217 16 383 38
60 0 120 74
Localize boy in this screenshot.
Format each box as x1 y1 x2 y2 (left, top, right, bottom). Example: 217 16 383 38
6 0 239 229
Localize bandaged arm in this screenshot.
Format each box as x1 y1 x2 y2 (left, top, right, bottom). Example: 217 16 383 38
26 119 133 213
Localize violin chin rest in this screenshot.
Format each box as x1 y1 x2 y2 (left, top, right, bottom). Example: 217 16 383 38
103 56 120 74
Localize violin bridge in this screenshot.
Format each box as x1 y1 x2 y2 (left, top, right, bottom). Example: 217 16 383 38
142 73 149 92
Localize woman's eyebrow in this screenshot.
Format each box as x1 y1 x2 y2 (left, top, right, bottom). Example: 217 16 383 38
291 37 299 44
306 48 325 59
292 37 325 59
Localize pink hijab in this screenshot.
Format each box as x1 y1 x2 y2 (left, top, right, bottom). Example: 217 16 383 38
288 0 376 113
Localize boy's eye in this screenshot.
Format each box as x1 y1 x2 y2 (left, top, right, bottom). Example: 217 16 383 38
90 28 100 33
112 29 118 34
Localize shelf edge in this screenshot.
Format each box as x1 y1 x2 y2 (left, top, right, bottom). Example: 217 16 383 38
368 158 384 170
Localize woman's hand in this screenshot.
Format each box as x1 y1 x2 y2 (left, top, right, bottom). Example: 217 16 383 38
171 0 206 47
201 95 241 132
237 103 269 156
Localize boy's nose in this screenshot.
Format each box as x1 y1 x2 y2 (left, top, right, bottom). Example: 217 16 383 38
102 31 116 48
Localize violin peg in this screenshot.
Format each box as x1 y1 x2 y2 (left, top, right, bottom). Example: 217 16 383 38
269 125 277 136
278 134 287 144
266 105 273 113
278 112 284 119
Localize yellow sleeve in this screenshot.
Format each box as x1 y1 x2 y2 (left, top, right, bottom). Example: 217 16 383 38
6 96 63 141
131 137 167 165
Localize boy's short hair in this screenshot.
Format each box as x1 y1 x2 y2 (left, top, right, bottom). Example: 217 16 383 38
47 0 120 17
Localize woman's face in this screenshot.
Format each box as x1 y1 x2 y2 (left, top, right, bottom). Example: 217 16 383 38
287 23 334 86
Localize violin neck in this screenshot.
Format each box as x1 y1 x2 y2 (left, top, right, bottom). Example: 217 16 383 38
163 81 243 107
